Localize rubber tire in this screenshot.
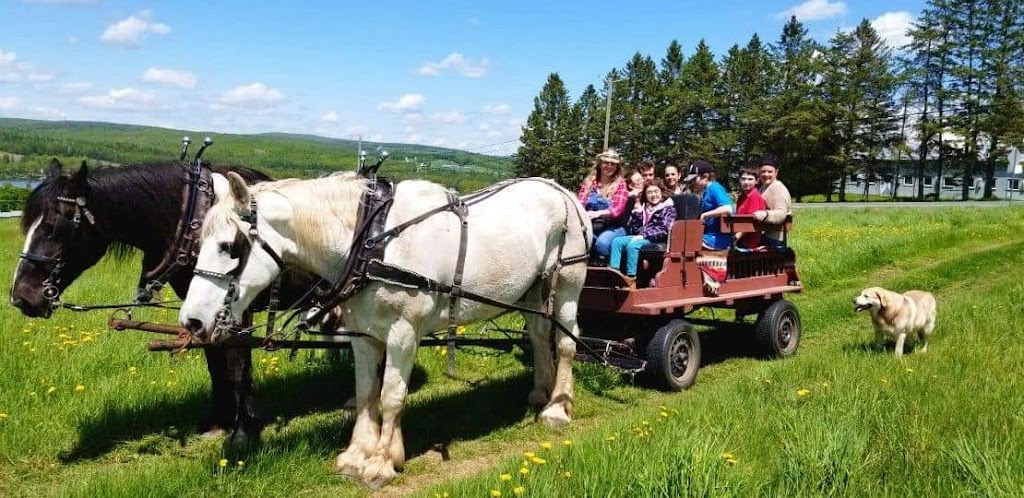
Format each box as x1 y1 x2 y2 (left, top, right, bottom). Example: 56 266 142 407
645 319 701 391
755 299 801 359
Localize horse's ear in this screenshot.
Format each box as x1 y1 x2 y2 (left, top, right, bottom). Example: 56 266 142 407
226 172 251 210
68 161 90 195
48 158 63 179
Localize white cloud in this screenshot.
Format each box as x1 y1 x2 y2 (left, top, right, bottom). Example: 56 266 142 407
777 0 846 21
0 50 15 67
212 82 284 110
483 103 509 114
416 53 490 78
321 111 339 122
430 111 467 124
78 87 159 111
0 96 21 111
60 81 93 94
101 10 171 47
141 67 197 89
378 93 424 113
405 132 423 143
872 11 914 49
0 50 53 84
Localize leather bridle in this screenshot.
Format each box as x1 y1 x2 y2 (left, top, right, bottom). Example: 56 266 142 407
18 194 97 313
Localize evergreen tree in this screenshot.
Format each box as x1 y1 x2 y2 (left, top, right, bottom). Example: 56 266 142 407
767 16 830 198
679 40 721 162
514 73 579 187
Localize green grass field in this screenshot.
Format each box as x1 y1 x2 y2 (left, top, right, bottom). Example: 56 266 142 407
1 206 1023 497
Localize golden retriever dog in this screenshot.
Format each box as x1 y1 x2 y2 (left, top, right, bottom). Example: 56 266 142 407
853 287 936 357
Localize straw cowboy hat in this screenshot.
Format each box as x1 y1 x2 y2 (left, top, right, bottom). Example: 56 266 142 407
596 149 622 164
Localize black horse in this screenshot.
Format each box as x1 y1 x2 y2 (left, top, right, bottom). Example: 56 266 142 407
9 158 332 441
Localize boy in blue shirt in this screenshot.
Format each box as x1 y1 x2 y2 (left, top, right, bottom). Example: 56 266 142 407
683 160 734 251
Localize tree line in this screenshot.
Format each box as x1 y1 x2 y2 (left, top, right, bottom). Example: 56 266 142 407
514 0 1024 201
0 119 512 192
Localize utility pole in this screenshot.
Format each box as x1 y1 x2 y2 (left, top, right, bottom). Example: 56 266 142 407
603 77 622 151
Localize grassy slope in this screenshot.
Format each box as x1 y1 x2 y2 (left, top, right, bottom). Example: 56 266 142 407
0 206 1022 497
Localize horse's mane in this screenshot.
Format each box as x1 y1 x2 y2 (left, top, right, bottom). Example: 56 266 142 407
204 172 369 260
23 161 273 261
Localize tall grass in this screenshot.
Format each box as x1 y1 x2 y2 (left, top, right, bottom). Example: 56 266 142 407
0 206 1022 497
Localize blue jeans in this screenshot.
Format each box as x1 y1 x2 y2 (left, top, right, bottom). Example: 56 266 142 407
609 235 650 276
593 227 626 257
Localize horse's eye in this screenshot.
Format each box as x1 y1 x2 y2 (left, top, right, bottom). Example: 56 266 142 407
219 242 232 255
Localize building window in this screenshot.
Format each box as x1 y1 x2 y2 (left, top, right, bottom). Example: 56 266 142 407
901 175 914 186
1009 179 1022 192
923 176 935 187
942 176 961 189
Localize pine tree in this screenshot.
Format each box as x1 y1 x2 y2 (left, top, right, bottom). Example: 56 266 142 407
679 40 721 162
767 16 830 198
514 73 579 187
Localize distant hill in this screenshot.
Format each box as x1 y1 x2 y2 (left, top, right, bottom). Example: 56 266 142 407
0 118 514 191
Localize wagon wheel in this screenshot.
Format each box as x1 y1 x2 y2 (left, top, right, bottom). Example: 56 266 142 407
645 319 701 391
755 299 801 359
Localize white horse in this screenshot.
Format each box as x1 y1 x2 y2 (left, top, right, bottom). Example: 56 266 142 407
179 171 591 487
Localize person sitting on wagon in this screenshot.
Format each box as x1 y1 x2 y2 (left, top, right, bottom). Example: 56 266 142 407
577 149 629 259
684 160 734 295
683 160 734 251
734 165 767 250
608 179 676 281
752 155 792 250
614 166 647 228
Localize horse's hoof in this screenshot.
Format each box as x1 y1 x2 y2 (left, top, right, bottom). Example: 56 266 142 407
540 404 571 428
527 388 550 408
360 454 398 489
334 449 363 477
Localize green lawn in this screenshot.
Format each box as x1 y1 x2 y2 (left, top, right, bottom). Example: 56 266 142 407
1 206 1022 497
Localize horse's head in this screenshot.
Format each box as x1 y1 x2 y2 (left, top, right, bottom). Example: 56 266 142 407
179 172 290 338
10 159 110 317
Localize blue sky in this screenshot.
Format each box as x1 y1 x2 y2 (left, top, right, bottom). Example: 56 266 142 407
1 0 926 155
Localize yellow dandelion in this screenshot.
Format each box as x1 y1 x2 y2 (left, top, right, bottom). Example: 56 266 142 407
659 411 669 418
166 380 175 388
46 386 57 395
30 348 37 353
28 391 37 397
22 341 30 346
0 413 8 420
725 457 738 466
796 388 810 397
562 471 572 479
74 384 85 392
562 439 572 446
490 490 501 497
513 486 525 496
880 378 889 384
523 451 535 458
604 435 617 442
456 325 467 335
905 368 914 373
219 458 228 468
128 366 138 375
540 442 552 450
721 452 735 460
519 467 530 476
764 379 773 384
237 460 245 468
530 456 547 465
500 473 512 482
